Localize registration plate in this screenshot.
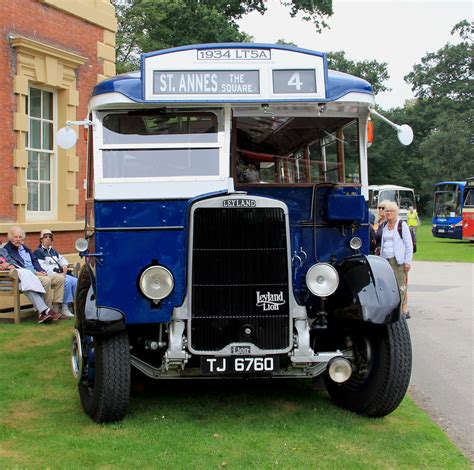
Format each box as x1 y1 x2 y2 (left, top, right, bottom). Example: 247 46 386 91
438 229 445 233
201 356 279 375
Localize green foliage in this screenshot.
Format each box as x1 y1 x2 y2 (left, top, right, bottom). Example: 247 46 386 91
113 0 333 73
0 321 470 468
404 20 472 103
370 20 473 215
276 39 299 47
327 51 390 94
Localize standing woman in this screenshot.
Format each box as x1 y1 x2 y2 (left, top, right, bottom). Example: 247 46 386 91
375 200 388 230
374 200 389 254
380 201 413 318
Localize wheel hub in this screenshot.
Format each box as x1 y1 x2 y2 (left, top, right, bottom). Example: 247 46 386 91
71 329 84 383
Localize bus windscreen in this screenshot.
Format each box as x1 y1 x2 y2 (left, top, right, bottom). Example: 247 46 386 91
434 184 462 217
234 116 360 185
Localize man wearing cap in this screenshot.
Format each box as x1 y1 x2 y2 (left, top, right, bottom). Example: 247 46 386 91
3 226 64 322
34 229 77 318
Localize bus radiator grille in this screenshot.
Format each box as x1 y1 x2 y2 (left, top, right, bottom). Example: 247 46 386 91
191 207 290 352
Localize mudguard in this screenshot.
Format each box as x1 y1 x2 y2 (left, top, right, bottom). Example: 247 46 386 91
76 264 125 336
328 255 401 324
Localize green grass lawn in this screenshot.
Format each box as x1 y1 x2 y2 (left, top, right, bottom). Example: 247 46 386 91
0 321 470 469
414 219 473 262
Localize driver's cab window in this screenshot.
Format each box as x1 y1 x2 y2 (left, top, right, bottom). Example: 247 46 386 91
465 189 474 207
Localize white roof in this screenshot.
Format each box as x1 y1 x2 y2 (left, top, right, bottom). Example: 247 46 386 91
368 185 414 191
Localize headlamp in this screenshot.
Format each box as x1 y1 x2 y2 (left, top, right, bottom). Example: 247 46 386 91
349 236 362 250
306 263 339 297
139 266 174 301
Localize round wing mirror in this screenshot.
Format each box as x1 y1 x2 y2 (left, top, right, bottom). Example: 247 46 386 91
75 238 89 253
57 127 78 149
397 124 414 146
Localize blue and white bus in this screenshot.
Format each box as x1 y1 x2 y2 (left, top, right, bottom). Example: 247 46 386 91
59 43 413 423
432 181 466 239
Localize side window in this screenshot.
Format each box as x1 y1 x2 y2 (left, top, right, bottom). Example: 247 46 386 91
26 87 55 216
342 120 360 183
321 136 339 183
465 189 473 206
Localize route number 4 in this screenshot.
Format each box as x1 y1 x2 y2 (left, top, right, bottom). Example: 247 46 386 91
288 72 303 91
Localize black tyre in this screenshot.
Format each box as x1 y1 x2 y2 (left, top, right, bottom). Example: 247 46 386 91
74 265 130 423
324 318 412 417
74 264 92 331
78 331 131 423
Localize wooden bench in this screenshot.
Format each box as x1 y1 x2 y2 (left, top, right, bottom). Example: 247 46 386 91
0 269 35 324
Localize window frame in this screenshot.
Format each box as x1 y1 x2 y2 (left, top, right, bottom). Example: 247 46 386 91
234 115 361 186
95 109 226 183
25 86 57 220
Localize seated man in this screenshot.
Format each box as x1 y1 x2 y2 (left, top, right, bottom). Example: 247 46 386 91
3 226 66 318
0 247 60 323
34 229 77 318
245 163 261 183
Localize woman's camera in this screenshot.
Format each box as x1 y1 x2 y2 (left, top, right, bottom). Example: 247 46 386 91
53 267 63 273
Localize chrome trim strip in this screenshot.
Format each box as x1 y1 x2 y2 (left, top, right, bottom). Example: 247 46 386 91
94 226 185 231
172 193 307 356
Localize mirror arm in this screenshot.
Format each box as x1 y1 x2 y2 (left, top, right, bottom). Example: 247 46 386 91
66 119 94 128
369 109 400 131
369 108 413 146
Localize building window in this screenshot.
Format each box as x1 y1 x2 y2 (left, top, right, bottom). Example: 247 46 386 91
26 87 55 216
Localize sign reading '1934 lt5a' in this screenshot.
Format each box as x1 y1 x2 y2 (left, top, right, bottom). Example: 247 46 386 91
57 43 414 423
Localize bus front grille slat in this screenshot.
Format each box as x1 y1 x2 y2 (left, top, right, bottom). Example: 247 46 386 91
191 207 290 351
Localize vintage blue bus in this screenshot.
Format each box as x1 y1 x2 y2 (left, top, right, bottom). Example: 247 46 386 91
432 181 466 239
59 43 413 422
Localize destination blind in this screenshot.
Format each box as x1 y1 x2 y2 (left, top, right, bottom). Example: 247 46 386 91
153 70 260 95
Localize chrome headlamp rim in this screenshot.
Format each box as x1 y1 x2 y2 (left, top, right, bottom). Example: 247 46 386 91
349 236 362 250
327 357 353 383
306 262 339 297
139 265 174 301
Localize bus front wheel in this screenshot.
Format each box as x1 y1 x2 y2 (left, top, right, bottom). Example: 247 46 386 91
324 318 412 417
78 331 131 423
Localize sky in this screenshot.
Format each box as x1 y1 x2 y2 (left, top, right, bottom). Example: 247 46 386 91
238 0 471 110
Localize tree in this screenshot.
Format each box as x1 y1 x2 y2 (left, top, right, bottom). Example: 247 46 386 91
327 51 390 94
404 20 472 104
368 20 473 215
113 0 333 73
276 39 298 47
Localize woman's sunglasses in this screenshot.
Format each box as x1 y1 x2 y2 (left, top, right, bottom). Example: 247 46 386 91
378 206 385 210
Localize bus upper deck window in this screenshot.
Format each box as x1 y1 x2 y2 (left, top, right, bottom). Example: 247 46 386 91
102 111 219 145
100 110 221 179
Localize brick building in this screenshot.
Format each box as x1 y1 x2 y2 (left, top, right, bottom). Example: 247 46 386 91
0 0 116 255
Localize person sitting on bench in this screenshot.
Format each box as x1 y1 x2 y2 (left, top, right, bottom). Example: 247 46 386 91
34 229 77 318
3 226 66 321
0 247 61 323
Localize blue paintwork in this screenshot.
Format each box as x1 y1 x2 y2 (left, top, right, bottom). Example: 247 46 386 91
92 190 230 325
235 185 370 302
432 181 465 240
90 186 370 325
92 43 372 103
93 199 189 324
327 193 366 222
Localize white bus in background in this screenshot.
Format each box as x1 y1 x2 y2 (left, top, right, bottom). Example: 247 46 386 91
368 184 417 221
